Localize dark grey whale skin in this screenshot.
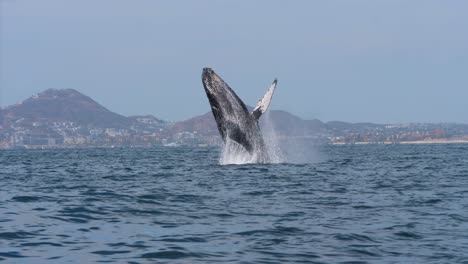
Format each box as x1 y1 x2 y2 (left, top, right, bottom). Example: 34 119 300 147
202 68 269 163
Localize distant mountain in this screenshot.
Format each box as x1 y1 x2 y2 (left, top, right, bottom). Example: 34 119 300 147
2 88 131 128
259 110 326 136
167 109 327 137
167 111 218 136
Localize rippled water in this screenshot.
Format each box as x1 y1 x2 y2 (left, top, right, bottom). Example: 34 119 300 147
1 144 468 263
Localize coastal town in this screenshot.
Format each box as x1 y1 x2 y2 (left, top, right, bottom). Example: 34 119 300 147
1 89 468 149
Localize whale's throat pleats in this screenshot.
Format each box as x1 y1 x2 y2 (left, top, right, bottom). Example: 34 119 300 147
225 121 253 153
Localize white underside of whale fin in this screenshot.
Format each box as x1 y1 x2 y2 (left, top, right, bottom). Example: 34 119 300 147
252 79 277 120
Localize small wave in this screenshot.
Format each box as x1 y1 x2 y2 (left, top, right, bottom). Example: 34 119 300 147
393 231 423 239
255 250 320 260
237 226 303 236
105 241 150 249
138 194 168 200
152 221 182 228
334 233 378 243
170 194 206 203
0 251 26 258
140 250 207 260
21 242 63 247
449 214 468 222
242 190 276 196
405 198 443 206
44 215 90 224
384 222 417 230
11 195 54 202
59 206 108 215
158 236 206 243
209 213 235 218
80 190 133 199
0 231 37 240
114 208 164 216
32 207 48 211
352 205 375 209
348 248 381 257
92 250 131 255
282 211 306 217
136 198 164 205
58 213 101 221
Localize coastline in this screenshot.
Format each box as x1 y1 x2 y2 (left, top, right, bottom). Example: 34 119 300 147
331 139 468 145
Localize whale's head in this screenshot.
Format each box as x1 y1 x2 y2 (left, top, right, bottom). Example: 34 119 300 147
202 68 248 122
202 68 224 100
202 68 225 123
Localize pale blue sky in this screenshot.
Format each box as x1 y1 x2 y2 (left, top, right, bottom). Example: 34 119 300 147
1 0 467 123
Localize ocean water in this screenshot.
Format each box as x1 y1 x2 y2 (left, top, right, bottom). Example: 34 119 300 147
1 144 468 263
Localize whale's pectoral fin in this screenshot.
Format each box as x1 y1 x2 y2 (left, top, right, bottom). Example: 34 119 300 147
252 79 277 120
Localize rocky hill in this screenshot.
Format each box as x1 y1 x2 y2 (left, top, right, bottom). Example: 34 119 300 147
2 89 131 128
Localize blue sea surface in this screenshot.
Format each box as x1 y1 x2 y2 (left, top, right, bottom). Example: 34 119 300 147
1 144 468 263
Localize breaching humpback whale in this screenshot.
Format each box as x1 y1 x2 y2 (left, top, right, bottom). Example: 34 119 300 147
202 68 277 163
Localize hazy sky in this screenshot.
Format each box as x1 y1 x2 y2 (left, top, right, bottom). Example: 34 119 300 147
1 0 467 123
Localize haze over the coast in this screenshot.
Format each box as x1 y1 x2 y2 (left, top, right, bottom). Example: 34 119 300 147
1 0 467 123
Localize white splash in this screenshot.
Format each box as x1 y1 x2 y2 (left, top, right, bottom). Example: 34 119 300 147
219 111 286 165
261 111 286 163
218 110 322 165
220 139 259 165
